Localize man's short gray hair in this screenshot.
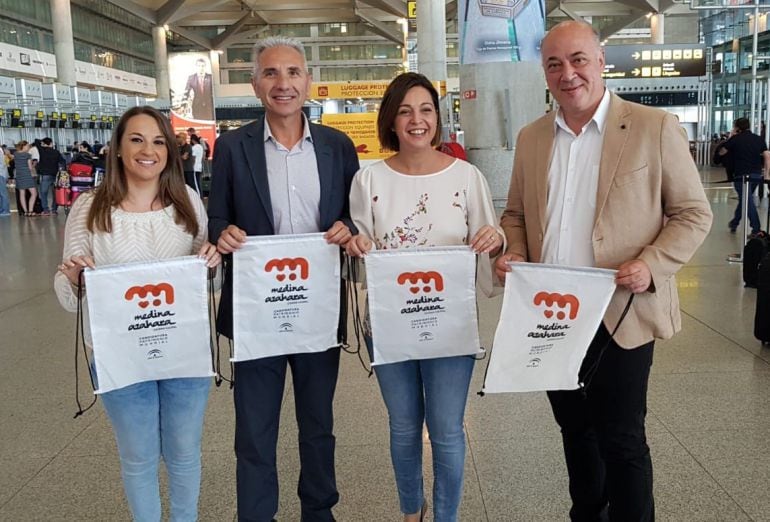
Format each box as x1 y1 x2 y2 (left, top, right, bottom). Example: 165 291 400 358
252 36 307 77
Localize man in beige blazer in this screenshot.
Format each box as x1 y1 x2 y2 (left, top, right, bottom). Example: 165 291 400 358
495 21 712 521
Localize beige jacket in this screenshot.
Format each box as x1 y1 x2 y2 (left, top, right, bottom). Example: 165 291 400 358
501 93 713 348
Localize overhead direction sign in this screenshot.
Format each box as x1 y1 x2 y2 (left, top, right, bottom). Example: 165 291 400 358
602 44 706 79
310 80 446 99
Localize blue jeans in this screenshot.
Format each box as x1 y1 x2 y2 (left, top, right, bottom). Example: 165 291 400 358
731 174 762 233
368 338 475 521
0 175 9 214
38 174 56 212
100 377 211 522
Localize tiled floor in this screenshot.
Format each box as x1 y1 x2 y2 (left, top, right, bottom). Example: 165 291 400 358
1 167 769 521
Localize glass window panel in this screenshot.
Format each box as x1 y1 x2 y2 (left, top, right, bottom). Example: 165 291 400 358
228 69 253 83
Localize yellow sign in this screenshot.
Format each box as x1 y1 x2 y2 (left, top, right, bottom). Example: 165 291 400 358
408 1 416 18
321 112 390 160
311 80 446 100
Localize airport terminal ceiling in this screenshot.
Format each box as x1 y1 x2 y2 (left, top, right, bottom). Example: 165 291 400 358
102 0 699 49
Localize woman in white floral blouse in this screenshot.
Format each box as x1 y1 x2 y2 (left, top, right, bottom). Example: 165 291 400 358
346 72 504 522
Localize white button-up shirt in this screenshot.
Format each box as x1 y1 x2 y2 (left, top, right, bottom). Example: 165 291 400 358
264 116 321 235
541 88 610 268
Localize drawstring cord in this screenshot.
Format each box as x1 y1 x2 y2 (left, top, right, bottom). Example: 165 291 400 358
210 260 234 389
340 254 373 376
73 271 97 418
578 293 635 393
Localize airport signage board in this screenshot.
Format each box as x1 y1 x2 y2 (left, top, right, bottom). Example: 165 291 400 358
311 80 446 100
602 44 706 79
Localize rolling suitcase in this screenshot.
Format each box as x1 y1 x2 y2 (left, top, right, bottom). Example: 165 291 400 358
743 232 769 288
754 252 770 345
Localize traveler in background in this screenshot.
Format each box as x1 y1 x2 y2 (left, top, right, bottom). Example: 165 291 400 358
187 126 211 160
495 21 712 521
0 145 10 216
73 142 97 164
28 139 40 174
37 137 64 215
13 141 38 216
346 72 503 522
177 131 197 193
717 117 770 234
54 106 221 521
208 35 359 522
190 134 204 196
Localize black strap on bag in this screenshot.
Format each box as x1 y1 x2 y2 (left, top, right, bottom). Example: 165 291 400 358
73 272 97 418
210 261 234 388
340 254 373 376
578 293 634 394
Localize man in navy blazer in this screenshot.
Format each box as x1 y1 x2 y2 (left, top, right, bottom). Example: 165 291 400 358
208 36 359 522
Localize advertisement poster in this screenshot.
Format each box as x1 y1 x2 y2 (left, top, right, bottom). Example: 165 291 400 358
232 233 341 361
168 52 217 155
85 257 213 394
365 246 482 365
321 112 389 159
483 263 616 394
459 0 546 64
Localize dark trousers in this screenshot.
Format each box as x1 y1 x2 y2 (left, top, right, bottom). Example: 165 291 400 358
234 348 340 522
184 170 200 195
547 325 655 522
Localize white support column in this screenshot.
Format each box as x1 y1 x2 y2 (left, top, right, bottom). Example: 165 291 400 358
209 50 221 99
416 0 447 81
153 26 170 102
51 0 76 86
650 13 664 44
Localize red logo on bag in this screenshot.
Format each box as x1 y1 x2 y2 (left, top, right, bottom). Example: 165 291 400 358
397 271 444 294
265 257 309 282
125 283 175 309
533 292 579 320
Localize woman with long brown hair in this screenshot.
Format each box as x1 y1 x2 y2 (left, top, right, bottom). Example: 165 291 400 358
54 105 220 521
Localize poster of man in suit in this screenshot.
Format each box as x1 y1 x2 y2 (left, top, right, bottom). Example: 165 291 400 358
168 52 217 161
169 53 215 122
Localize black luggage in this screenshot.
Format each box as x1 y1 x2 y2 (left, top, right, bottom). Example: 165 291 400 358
754 252 770 345
15 188 43 215
743 232 770 287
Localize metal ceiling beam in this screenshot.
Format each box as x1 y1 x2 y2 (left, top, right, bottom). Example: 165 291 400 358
558 3 586 21
103 0 157 25
612 0 658 13
224 25 272 47
598 11 647 40
355 9 404 45
167 25 214 49
168 0 234 24
212 12 255 49
157 0 186 25
357 0 408 18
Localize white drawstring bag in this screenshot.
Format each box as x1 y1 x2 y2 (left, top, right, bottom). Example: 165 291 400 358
365 246 483 365
85 256 213 394
232 233 341 361
482 263 616 394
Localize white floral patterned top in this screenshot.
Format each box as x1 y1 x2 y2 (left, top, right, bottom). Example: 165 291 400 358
350 158 502 251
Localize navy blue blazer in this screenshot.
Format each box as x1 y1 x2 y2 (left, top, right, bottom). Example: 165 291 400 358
208 118 360 338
